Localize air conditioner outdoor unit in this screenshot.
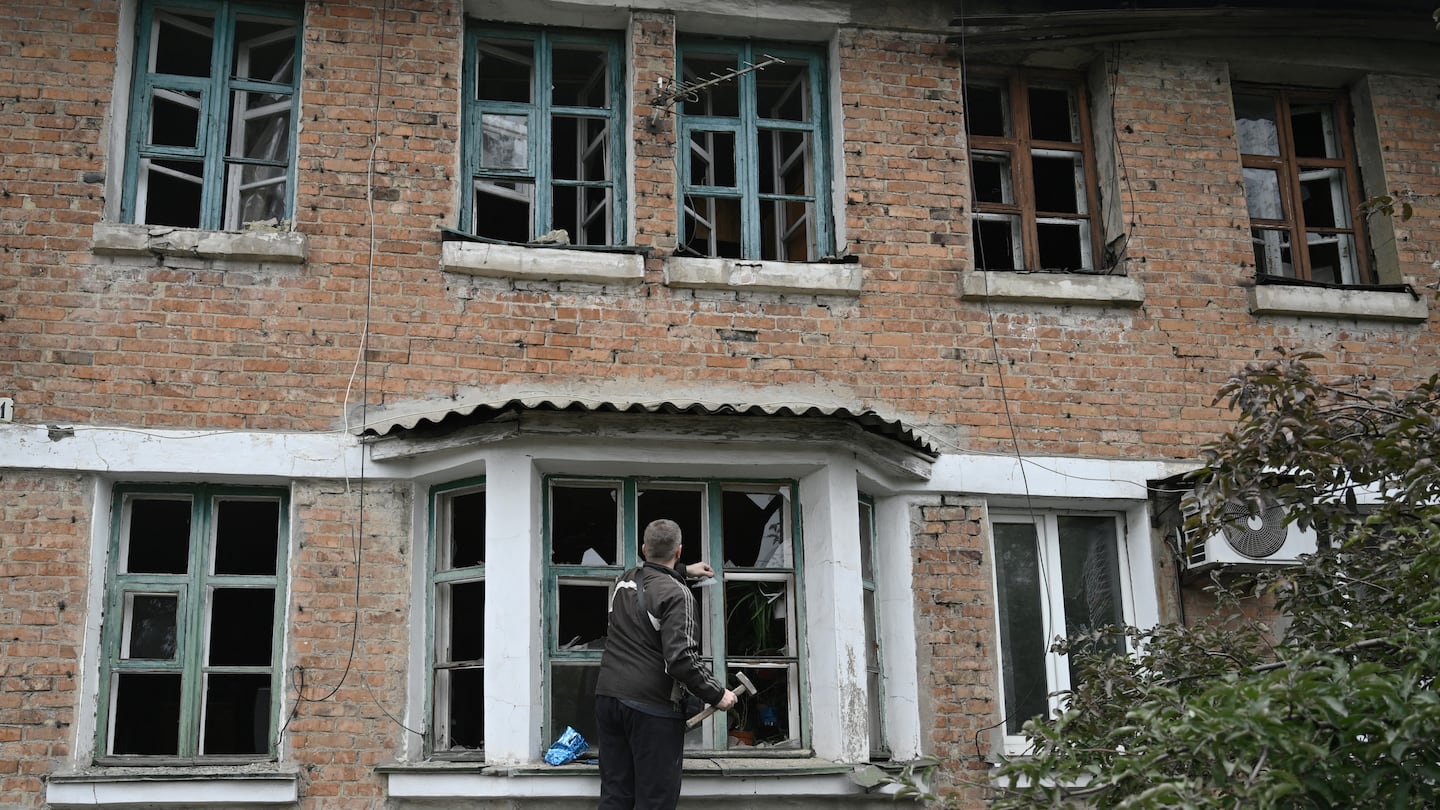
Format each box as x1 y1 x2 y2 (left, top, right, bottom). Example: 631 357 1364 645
1177 492 1318 571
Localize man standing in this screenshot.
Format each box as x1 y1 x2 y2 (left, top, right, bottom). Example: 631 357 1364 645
595 519 737 810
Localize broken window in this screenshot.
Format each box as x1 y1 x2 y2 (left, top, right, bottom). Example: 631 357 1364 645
1234 86 1371 285
431 482 486 755
991 513 1130 753
965 71 1102 272
100 486 286 760
678 40 831 261
464 27 623 245
544 477 805 752
858 496 886 756
123 0 299 230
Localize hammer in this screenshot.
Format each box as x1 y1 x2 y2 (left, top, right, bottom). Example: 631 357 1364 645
685 672 756 730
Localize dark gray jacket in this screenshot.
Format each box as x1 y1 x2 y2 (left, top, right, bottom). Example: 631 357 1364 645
595 561 725 716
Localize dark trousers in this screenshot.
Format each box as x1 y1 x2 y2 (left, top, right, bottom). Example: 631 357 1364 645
595 694 685 810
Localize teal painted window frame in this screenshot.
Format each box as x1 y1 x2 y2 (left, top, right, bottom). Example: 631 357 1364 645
677 39 833 261
96 483 289 762
542 475 808 753
427 479 486 758
461 24 627 245
120 0 302 230
857 494 888 758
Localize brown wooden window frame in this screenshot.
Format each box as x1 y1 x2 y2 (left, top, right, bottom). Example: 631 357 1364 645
1234 84 1373 286
965 69 1104 273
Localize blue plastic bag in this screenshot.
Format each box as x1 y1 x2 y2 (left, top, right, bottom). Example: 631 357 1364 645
543 726 589 765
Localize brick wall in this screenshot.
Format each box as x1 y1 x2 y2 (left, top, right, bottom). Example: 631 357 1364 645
911 497 995 807
0 473 90 806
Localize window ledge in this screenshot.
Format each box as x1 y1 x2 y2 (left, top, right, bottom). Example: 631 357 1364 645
46 766 299 807
959 270 1143 307
1247 283 1429 322
382 757 865 799
665 256 862 296
92 222 307 264
442 240 645 284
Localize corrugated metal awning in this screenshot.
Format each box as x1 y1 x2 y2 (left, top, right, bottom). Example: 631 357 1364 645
354 391 938 458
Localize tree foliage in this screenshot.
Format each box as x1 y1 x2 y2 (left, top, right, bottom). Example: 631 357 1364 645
990 351 1440 809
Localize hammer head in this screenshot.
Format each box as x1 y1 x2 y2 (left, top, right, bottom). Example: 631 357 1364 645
733 671 757 696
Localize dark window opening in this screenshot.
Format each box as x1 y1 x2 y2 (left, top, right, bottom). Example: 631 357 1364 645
112 672 183 755
448 491 486 569
214 499 279 576
202 673 270 755
127 497 192 574
550 484 620 565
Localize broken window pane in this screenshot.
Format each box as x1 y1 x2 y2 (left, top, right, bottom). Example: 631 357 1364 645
637 486 704 566
481 114 529 170
858 500 875 583
436 666 484 750
232 91 291 160
1234 94 1280 156
153 11 214 77
550 484 620 565
725 580 790 656
440 580 485 662
552 116 609 182
141 158 205 228
552 45 608 108
475 38 532 103
123 593 179 660
973 214 1021 270
225 163 287 227
556 580 610 651
213 498 279 576
993 522 1046 735
1057 516 1125 682
1299 167 1349 229
202 672 270 755
1290 102 1339 159
233 17 295 83
727 665 796 748
758 129 810 195
473 178 533 242
683 196 743 258
964 83 1009 137
552 185 611 246
1028 85 1079 143
1252 227 1294 277
970 151 1014 205
1036 220 1089 271
126 497 191 574
442 490 485 570
1031 151 1087 215
208 588 275 666
760 199 814 262
721 490 789 568
689 130 737 188
548 663 600 747
756 60 811 122
1307 232 1357 285
681 54 739 117
111 672 182 755
1242 167 1284 221
149 88 202 148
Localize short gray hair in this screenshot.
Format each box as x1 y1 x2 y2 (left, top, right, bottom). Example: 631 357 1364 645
642 519 682 561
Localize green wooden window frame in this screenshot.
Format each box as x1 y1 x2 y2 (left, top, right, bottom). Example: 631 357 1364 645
462 25 626 245
427 479 486 757
542 476 807 752
858 494 887 757
97 484 289 762
678 39 833 261
121 0 301 230
965 69 1103 272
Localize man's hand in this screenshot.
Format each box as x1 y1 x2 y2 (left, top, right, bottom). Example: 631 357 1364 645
716 688 738 710
684 561 715 579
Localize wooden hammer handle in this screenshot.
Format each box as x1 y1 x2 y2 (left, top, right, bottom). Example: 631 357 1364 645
684 672 756 730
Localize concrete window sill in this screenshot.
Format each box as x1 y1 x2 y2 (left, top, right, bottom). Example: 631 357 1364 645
92 222 307 263
665 256 863 296
442 240 645 284
1248 283 1429 322
381 757 863 799
46 768 299 807
959 270 1143 307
